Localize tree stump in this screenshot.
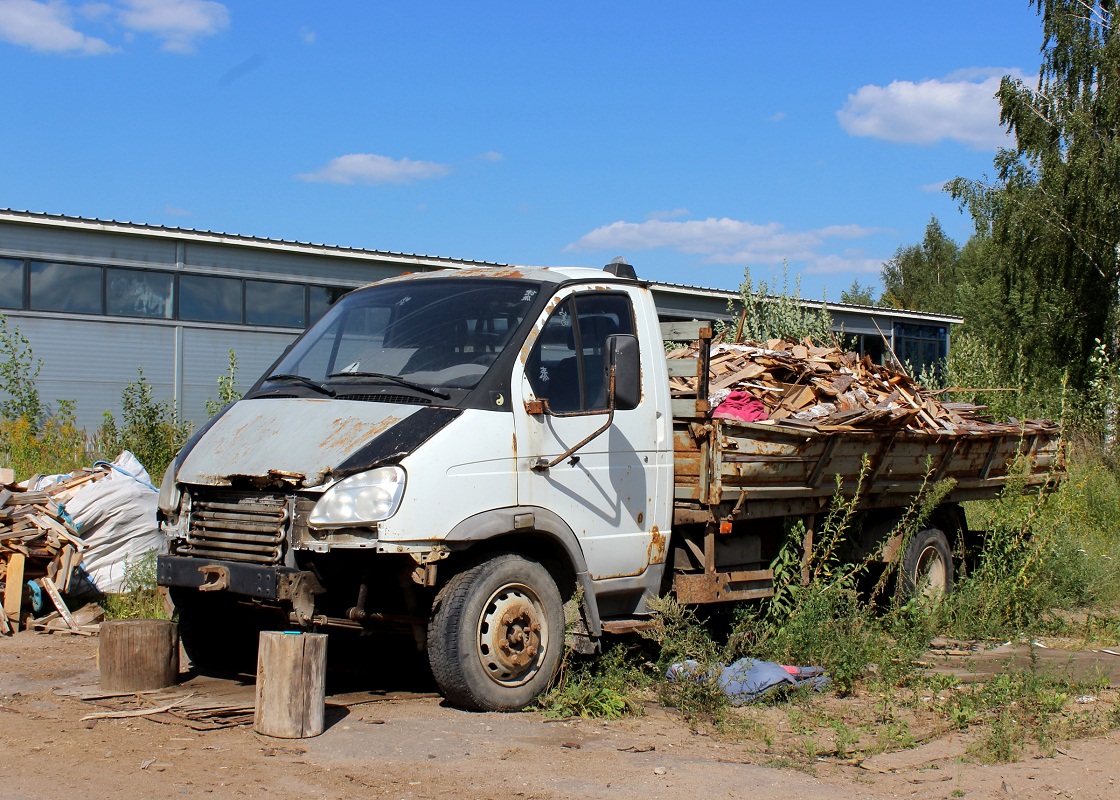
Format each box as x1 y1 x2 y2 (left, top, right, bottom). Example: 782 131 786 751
254 631 327 739
98 619 179 691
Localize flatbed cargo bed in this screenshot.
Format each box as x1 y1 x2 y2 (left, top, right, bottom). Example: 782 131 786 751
673 417 1064 523
662 320 1064 525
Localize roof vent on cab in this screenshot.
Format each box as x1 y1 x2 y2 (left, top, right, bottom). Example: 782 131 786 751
603 256 637 280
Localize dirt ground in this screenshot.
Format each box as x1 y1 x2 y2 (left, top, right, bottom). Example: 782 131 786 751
1 630 1118 800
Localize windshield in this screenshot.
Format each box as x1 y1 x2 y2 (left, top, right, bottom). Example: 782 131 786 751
269 278 541 392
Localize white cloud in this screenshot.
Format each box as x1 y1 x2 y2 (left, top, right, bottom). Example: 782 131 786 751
767 111 785 123
566 215 889 285
477 151 503 162
803 254 882 276
566 217 883 269
116 0 228 53
0 0 114 54
568 218 779 256
0 0 227 54
296 153 452 185
298 25 314 44
837 68 1031 150
921 180 949 193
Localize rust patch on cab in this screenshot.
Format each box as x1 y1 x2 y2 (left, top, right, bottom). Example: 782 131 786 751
320 415 401 452
454 267 526 280
646 526 667 566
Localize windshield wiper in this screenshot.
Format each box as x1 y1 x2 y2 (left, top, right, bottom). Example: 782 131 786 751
265 374 336 397
328 371 451 400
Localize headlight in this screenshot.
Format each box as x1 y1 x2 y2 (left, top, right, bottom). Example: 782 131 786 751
309 466 406 528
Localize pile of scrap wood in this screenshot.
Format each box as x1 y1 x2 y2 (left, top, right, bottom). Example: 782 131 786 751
668 337 1059 435
0 466 109 635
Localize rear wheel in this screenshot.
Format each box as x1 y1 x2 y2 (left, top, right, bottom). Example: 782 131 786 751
427 553 564 711
901 527 954 599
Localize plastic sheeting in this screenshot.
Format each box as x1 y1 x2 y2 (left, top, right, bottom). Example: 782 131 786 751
60 452 164 594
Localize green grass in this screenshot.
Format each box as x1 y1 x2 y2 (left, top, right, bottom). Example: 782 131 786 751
100 552 169 621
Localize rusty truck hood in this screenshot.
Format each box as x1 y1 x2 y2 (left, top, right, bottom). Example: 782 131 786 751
175 398 426 489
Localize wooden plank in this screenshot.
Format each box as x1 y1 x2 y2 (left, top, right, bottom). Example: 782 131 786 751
671 398 703 418
58 544 76 593
666 358 700 378
710 363 768 390
0 604 11 635
37 577 79 632
3 553 25 622
660 320 711 341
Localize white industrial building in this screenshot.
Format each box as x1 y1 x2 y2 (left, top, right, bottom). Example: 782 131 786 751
0 209 959 431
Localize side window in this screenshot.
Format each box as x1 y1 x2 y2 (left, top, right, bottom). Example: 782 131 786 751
526 293 636 413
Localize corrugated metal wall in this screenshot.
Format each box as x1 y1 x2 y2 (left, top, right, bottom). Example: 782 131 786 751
3 310 300 432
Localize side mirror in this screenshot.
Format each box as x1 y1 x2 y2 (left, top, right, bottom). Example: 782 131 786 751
606 334 640 410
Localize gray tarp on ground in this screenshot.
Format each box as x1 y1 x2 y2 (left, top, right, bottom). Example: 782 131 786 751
667 658 831 704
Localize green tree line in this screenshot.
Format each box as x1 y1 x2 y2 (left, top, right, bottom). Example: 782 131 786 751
861 1 1119 443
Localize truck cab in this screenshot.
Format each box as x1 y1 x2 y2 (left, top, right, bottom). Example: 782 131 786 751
157 264 671 710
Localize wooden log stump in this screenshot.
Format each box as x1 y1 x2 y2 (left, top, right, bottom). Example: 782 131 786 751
254 631 327 739
98 619 179 691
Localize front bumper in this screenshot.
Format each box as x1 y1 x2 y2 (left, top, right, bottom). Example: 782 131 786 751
157 555 299 598
157 555 322 622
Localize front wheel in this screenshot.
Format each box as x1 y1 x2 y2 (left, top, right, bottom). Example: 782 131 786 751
171 588 277 675
901 527 954 599
427 553 564 711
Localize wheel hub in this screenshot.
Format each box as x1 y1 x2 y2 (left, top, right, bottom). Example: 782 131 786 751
496 601 540 667
477 586 547 686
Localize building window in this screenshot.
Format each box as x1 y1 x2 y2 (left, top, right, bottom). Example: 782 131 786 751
894 323 947 375
179 274 242 323
309 285 349 324
245 280 305 328
107 268 174 319
29 261 102 314
846 333 886 365
0 258 22 309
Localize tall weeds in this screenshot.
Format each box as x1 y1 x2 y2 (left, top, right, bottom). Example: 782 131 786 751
942 449 1120 641
0 401 89 478
95 367 191 482
0 320 240 482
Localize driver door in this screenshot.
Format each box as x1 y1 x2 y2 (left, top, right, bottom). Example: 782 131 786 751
512 286 659 581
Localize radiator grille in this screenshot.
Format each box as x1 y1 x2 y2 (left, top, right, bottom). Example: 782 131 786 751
182 491 292 565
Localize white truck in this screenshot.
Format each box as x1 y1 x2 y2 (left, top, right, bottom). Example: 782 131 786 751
156 263 1061 711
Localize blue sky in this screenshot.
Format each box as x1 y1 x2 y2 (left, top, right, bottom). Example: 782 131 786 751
0 1 1046 299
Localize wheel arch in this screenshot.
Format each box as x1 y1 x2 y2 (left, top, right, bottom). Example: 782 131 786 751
442 506 601 636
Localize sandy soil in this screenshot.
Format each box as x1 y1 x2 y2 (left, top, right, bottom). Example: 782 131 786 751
0 630 1117 800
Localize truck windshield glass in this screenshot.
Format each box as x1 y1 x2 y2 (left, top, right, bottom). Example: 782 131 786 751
272 279 540 391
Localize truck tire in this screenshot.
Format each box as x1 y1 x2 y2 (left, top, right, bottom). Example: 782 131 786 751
427 553 564 712
901 527 954 599
172 588 265 675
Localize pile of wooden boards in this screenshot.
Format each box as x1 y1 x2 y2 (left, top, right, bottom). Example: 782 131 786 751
1 466 109 634
668 337 1060 436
